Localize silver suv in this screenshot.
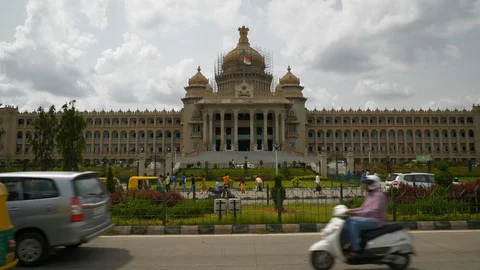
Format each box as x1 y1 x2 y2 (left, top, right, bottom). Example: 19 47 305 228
385 172 435 189
0 171 114 267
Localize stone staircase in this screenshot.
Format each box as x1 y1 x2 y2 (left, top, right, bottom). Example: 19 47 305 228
177 151 317 165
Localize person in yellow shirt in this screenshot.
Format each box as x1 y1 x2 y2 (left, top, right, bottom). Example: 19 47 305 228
223 174 230 185
222 174 230 198
201 175 207 194
239 179 246 193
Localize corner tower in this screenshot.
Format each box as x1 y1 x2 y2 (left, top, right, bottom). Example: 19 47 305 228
181 66 209 155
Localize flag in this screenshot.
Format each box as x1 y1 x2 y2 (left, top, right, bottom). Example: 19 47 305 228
243 56 251 66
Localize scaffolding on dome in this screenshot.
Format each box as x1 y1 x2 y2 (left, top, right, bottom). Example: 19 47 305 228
214 46 274 76
253 46 274 76
214 46 275 94
214 50 226 77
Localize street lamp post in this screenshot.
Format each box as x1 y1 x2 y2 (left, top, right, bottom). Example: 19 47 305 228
273 144 280 176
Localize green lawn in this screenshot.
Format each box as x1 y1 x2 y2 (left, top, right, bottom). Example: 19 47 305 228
178 167 314 179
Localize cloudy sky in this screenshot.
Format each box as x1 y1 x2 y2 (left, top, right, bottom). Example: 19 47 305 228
1 0 480 112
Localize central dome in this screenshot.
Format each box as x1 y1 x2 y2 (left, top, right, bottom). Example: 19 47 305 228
222 26 266 73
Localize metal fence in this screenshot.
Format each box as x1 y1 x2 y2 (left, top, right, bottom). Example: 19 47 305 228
110 182 480 226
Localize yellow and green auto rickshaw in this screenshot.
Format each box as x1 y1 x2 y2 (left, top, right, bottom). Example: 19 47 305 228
0 182 18 270
127 176 160 191
98 177 122 188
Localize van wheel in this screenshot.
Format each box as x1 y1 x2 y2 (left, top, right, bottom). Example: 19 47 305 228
310 251 335 270
16 232 49 267
388 253 410 270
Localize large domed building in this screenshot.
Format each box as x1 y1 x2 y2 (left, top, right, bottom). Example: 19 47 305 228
1 26 479 168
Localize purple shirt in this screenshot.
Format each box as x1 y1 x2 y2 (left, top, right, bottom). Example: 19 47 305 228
353 189 387 226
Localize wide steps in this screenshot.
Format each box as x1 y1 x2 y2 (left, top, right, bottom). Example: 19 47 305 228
177 151 316 164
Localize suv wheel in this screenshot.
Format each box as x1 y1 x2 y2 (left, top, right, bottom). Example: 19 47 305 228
66 243 82 248
16 232 49 267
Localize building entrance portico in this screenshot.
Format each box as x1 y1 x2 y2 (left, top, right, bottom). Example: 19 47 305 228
206 109 283 152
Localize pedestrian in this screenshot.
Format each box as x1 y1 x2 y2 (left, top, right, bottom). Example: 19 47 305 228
240 179 246 193
201 175 207 194
157 175 164 188
255 174 263 191
172 174 177 190
222 173 230 197
181 174 187 192
165 173 171 192
315 173 322 193
188 174 196 194
215 178 222 192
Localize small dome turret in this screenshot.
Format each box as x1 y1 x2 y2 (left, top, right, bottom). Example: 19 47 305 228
188 66 208 86
279 66 300 85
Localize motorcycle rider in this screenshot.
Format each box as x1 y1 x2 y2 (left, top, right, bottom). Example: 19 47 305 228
344 174 387 254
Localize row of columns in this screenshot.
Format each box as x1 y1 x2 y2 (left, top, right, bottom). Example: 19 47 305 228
311 135 474 156
201 109 286 151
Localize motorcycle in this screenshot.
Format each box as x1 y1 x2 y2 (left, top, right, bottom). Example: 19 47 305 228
308 205 415 270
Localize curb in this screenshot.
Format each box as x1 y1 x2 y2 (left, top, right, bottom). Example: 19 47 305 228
109 220 480 235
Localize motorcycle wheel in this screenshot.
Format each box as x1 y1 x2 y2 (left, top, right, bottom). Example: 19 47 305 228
310 251 335 270
388 253 410 270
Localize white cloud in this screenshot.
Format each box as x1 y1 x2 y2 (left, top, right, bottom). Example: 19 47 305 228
364 100 379 110
421 96 480 110
266 0 480 76
354 79 415 99
221 36 236 52
124 0 247 38
93 33 195 108
78 0 111 29
0 0 111 100
304 87 339 109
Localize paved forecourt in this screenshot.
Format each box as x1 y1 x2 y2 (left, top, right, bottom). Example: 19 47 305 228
16 231 480 269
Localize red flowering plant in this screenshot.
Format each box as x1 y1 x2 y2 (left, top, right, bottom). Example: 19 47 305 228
110 189 184 207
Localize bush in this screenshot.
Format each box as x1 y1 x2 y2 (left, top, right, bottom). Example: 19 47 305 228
111 190 184 207
111 198 161 220
168 199 215 218
436 161 449 172
436 170 454 187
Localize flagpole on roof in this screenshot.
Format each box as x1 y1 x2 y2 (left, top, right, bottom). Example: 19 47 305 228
241 49 246 83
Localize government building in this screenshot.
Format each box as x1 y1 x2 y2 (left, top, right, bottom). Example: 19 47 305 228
1 26 479 167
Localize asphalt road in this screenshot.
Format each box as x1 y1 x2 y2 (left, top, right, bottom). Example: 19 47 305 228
17 231 480 270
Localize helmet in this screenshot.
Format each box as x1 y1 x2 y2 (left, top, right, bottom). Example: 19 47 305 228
362 174 381 191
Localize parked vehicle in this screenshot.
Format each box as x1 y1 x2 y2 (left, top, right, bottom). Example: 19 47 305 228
0 182 18 270
385 173 435 190
0 171 115 267
309 205 414 270
127 176 159 190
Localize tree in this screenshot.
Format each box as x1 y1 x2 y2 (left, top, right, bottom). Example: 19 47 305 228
106 167 115 194
29 105 57 171
435 161 453 187
56 100 86 171
271 176 286 211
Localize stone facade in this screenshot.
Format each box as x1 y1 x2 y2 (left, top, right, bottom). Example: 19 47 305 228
0 26 479 165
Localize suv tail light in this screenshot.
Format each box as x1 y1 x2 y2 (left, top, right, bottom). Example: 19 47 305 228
8 239 15 253
71 197 85 222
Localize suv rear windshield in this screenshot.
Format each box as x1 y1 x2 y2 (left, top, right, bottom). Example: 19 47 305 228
73 177 107 198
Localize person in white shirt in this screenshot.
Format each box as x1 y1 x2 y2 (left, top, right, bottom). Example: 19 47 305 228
315 173 322 193
255 175 263 191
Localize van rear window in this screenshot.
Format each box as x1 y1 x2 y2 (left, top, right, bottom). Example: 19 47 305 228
73 178 107 198
387 174 398 181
